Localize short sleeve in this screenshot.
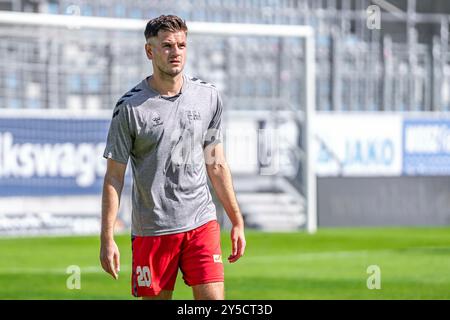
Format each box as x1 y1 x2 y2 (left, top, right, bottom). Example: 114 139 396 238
103 104 133 164
203 91 223 148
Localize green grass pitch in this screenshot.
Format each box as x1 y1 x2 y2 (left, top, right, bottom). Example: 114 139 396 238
0 227 449 299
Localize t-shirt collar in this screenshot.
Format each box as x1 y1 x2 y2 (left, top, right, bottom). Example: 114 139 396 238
143 74 187 98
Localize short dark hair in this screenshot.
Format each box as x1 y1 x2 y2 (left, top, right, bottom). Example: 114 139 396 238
144 15 188 41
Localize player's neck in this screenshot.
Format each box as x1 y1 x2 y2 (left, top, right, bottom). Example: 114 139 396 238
149 73 183 96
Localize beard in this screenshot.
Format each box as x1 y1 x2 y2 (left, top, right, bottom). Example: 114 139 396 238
156 62 183 78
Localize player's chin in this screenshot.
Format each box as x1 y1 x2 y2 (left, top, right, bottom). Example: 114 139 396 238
166 65 183 76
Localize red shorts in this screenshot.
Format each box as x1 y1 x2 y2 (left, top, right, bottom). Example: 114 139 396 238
131 220 224 297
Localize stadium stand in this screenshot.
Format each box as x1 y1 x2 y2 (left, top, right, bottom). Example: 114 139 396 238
2 0 450 112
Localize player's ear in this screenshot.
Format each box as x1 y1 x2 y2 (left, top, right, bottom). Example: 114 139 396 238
145 42 153 60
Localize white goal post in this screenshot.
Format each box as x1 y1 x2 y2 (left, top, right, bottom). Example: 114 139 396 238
0 10 317 234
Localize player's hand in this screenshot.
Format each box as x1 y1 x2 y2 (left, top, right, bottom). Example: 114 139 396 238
100 239 120 280
228 224 246 263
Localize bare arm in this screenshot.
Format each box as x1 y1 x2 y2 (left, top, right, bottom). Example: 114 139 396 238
100 158 127 279
205 143 246 263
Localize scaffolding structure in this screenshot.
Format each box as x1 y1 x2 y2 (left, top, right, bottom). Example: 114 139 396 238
1 0 450 112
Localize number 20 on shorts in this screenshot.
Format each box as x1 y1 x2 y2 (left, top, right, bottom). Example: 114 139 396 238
136 266 151 287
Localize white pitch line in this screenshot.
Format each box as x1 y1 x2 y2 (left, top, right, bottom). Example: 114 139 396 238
242 246 450 262
0 251 372 274
244 250 372 262
0 265 131 275
1 247 446 274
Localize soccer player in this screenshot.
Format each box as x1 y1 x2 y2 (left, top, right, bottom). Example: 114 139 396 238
99 15 246 300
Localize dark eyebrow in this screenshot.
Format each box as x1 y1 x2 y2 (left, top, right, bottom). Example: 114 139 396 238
162 41 186 46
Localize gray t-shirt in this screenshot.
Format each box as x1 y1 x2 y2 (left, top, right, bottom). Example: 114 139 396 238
103 74 223 236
